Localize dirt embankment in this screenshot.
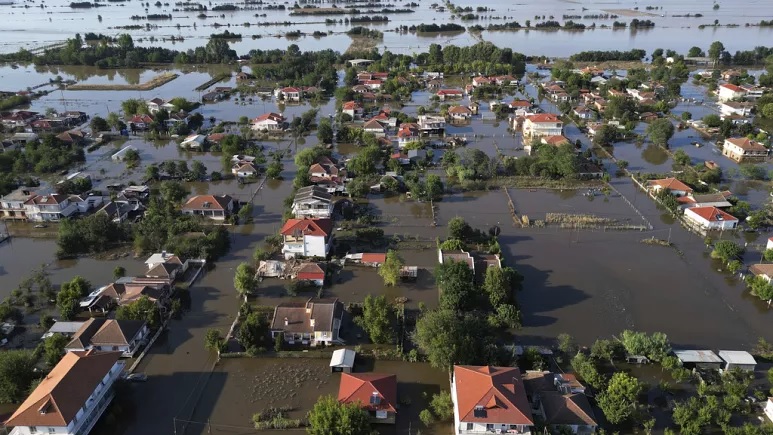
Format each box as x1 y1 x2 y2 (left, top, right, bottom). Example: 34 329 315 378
67 72 178 91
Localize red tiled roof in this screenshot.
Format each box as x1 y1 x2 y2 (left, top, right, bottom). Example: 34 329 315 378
646 177 693 192
453 365 533 425
437 89 463 95
280 218 333 237
726 137 767 152
281 87 300 93
181 194 233 211
338 373 397 413
361 253 387 264
449 105 472 114
253 112 284 123
543 135 569 146
525 113 561 123
720 83 744 92
509 100 530 107
686 206 738 222
297 262 326 280
342 101 361 110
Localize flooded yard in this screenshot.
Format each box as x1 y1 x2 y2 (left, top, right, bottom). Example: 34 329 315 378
184 357 450 435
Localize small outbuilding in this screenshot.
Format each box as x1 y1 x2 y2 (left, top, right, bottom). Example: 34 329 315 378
673 349 723 370
719 350 756 372
330 348 356 373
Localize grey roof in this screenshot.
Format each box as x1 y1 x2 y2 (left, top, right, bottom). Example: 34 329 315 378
47 321 86 335
294 186 332 204
673 349 722 364
718 350 756 365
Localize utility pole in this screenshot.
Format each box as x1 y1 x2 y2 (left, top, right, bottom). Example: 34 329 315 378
667 227 672 244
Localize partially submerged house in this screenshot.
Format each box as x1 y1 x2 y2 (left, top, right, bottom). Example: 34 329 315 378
338 373 397 424
65 318 149 358
683 206 738 231
292 186 333 219
270 298 343 346
181 194 234 221
673 349 723 370
280 218 333 259
330 348 356 373
718 350 756 372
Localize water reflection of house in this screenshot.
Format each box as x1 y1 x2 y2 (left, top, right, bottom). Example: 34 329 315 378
270 298 343 346
338 373 397 424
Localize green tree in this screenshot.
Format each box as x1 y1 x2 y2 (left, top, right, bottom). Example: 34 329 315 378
591 338 624 365
43 333 68 367
121 98 145 116
113 266 125 279
145 165 160 181
0 350 38 403
294 146 331 169
571 353 607 390
116 296 161 327
646 118 675 146
483 266 511 307
435 260 475 312
592 125 618 146
426 174 444 200
703 113 722 127
234 262 257 297
266 161 283 179
378 250 403 286
494 304 521 329
618 330 671 362
237 312 270 351
317 118 333 144
204 328 225 353
746 276 773 304
355 295 394 344
159 180 189 204
413 309 490 371
597 372 644 424
429 390 454 420
673 149 691 167
708 40 725 62
307 395 371 435
90 116 109 132
710 240 744 263
56 276 91 320
557 333 578 356
448 217 471 240
190 161 207 181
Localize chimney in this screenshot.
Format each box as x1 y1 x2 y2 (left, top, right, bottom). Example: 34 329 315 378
284 317 289 326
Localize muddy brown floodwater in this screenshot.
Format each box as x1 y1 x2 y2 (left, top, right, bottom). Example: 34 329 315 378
182 357 449 435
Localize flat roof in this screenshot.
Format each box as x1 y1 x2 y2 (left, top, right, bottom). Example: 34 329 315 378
47 321 85 334
673 349 722 364
330 348 356 368
718 350 756 365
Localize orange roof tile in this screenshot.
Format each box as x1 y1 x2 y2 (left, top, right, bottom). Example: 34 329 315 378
5 351 121 428
525 113 561 123
280 218 333 237
686 206 738 222
453 365 533 425
646 177 693 192
338 373 397 413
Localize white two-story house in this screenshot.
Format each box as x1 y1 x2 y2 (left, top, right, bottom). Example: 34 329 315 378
280 218 333 259
23 194 78 222
451 365 534 435
523 113 564 138
5 350 125 435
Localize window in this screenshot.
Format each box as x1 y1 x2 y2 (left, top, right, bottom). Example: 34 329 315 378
29 428 37 434
49 429 56 434
466 423 473 430
486 424 494 431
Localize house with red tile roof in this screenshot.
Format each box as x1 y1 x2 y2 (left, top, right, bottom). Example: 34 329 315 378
181 194 234 221
280 218 333 258
294 262 326 286
451 365 533 434
436 89 464 101
251 112 286 131
522 113 563 138
718 83 746 102
338 373 397 424
448 105 473 120
646 177 693 197
4 350 124 435
276 87 301 102
342 101 364 119
683 206 738 231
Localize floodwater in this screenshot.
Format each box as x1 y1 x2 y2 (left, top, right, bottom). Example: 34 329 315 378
2 0 773 56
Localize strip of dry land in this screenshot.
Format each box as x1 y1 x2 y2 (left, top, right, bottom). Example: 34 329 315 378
66 72 178 91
